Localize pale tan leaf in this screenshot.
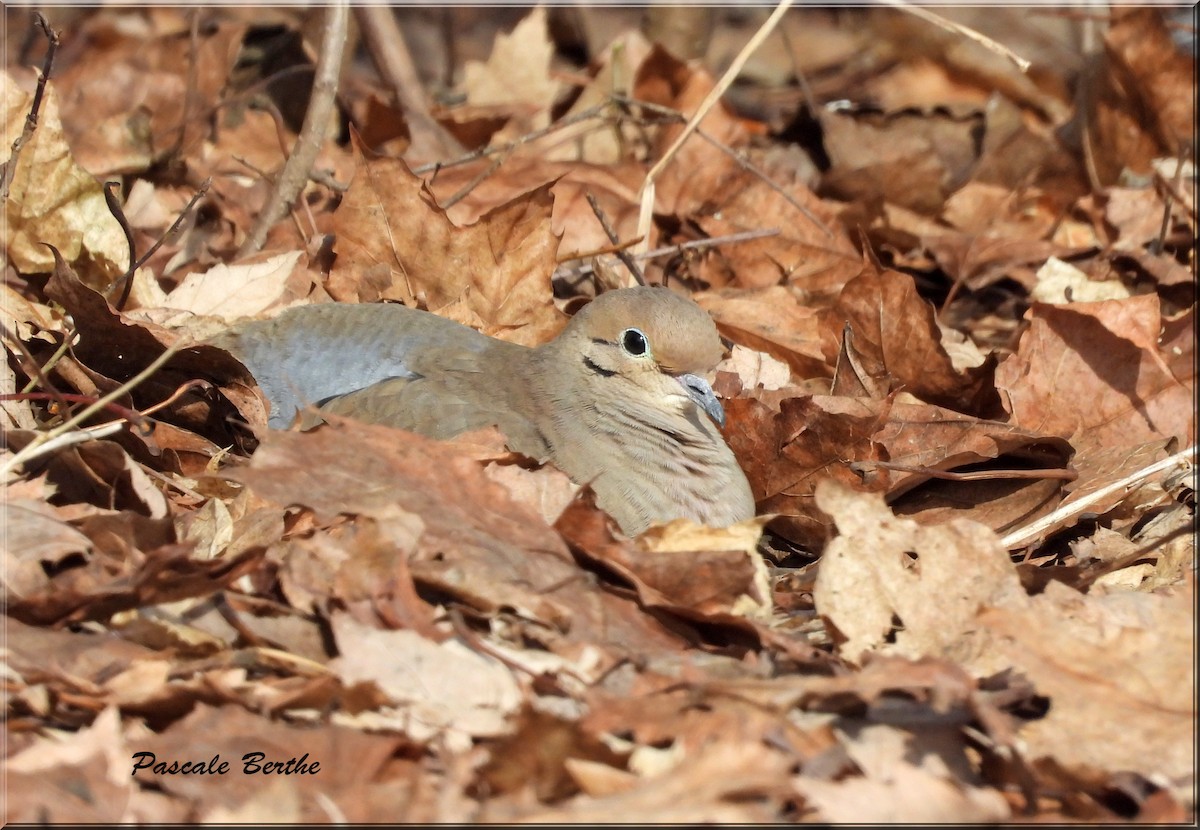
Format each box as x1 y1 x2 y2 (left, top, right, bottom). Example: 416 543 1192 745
2 73 129 281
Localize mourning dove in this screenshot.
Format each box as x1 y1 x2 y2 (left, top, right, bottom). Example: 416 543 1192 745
211 287 755 535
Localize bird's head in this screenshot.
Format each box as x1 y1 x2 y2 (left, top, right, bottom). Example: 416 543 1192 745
557 286 729 428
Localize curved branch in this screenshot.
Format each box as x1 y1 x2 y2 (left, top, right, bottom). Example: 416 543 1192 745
237 1 349 258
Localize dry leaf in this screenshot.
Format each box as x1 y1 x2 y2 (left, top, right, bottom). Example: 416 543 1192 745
2 73 128 281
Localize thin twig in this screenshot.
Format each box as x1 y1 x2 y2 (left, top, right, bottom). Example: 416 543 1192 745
851 460 1078 482
554 227 780 281
440 153 506 209
1 392 152 430
556 237 644 264
166 9 203 160
309 168 350 193
999 445 1197 550
0 342 186 479
0 13 59 204
695 130 833 238
139 463 206 502
0 320 73 417
878 0 1031 73
19 328 78 394
616 92 833 238
355 4 464 161
410 101 614 176
103 181 139 310
1153 152 1197 232
447 607 578 691
238 1 349 258
640 228 780 261
140 379 212 417
210 64 315 119
636 0 794 256
778 20 821 123
233 102 320 244
131 179 212 275
6 421 127 465
585 192 645 286
253 94 297 159
105 179 211 311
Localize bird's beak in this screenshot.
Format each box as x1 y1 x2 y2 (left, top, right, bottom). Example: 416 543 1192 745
676 373 726 429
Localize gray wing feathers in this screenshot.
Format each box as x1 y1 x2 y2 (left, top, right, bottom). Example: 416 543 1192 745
210 303 492 428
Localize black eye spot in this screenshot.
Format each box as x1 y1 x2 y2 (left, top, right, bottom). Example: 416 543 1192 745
621 328 649 357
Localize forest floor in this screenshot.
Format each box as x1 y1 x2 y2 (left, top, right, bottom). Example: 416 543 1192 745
2 4 1195 822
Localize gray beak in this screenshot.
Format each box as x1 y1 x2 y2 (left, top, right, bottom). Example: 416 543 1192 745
677 373 726 429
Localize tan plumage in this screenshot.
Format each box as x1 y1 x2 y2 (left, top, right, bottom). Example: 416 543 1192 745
210 286 755 535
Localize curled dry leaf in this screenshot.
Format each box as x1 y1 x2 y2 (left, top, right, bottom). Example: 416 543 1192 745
146 250 306 324
52 15 247 176
727 392 1072 548
819 105 984 216
721 344 793 391
483 737 788 823
795 759 1011 823
235 419 695 670
42 251 268 431
1030 256 1132 305
827 264 997 414
635 517 773 621
4 706 173 823
2 73 128 281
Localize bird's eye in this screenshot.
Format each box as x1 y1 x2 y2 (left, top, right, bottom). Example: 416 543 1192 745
621 327 650 357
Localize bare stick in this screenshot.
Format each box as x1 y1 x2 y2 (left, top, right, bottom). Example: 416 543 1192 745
166 9 203 161
0 342 186 479
440 153 506 209
0 320 72 416
103 182 139 309
238 1 349 258
695 130 833 239
19 328 77 394
851 460 1078 482
557 237 645 264
1153 151 1197 261
616 93 833 238
635 0 794 256
879 0 1031 73
140 463 205 502
2 392 152 430
554 227 780 282
104 179 211 311
134 178 212 275
1154 168 1198 226
7 421 127 465
586 193 645 286
141 379 212 417
618 93 832 243
1 13 59 204
355 4 464 161
410 101 614 176
999 445 1197 550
